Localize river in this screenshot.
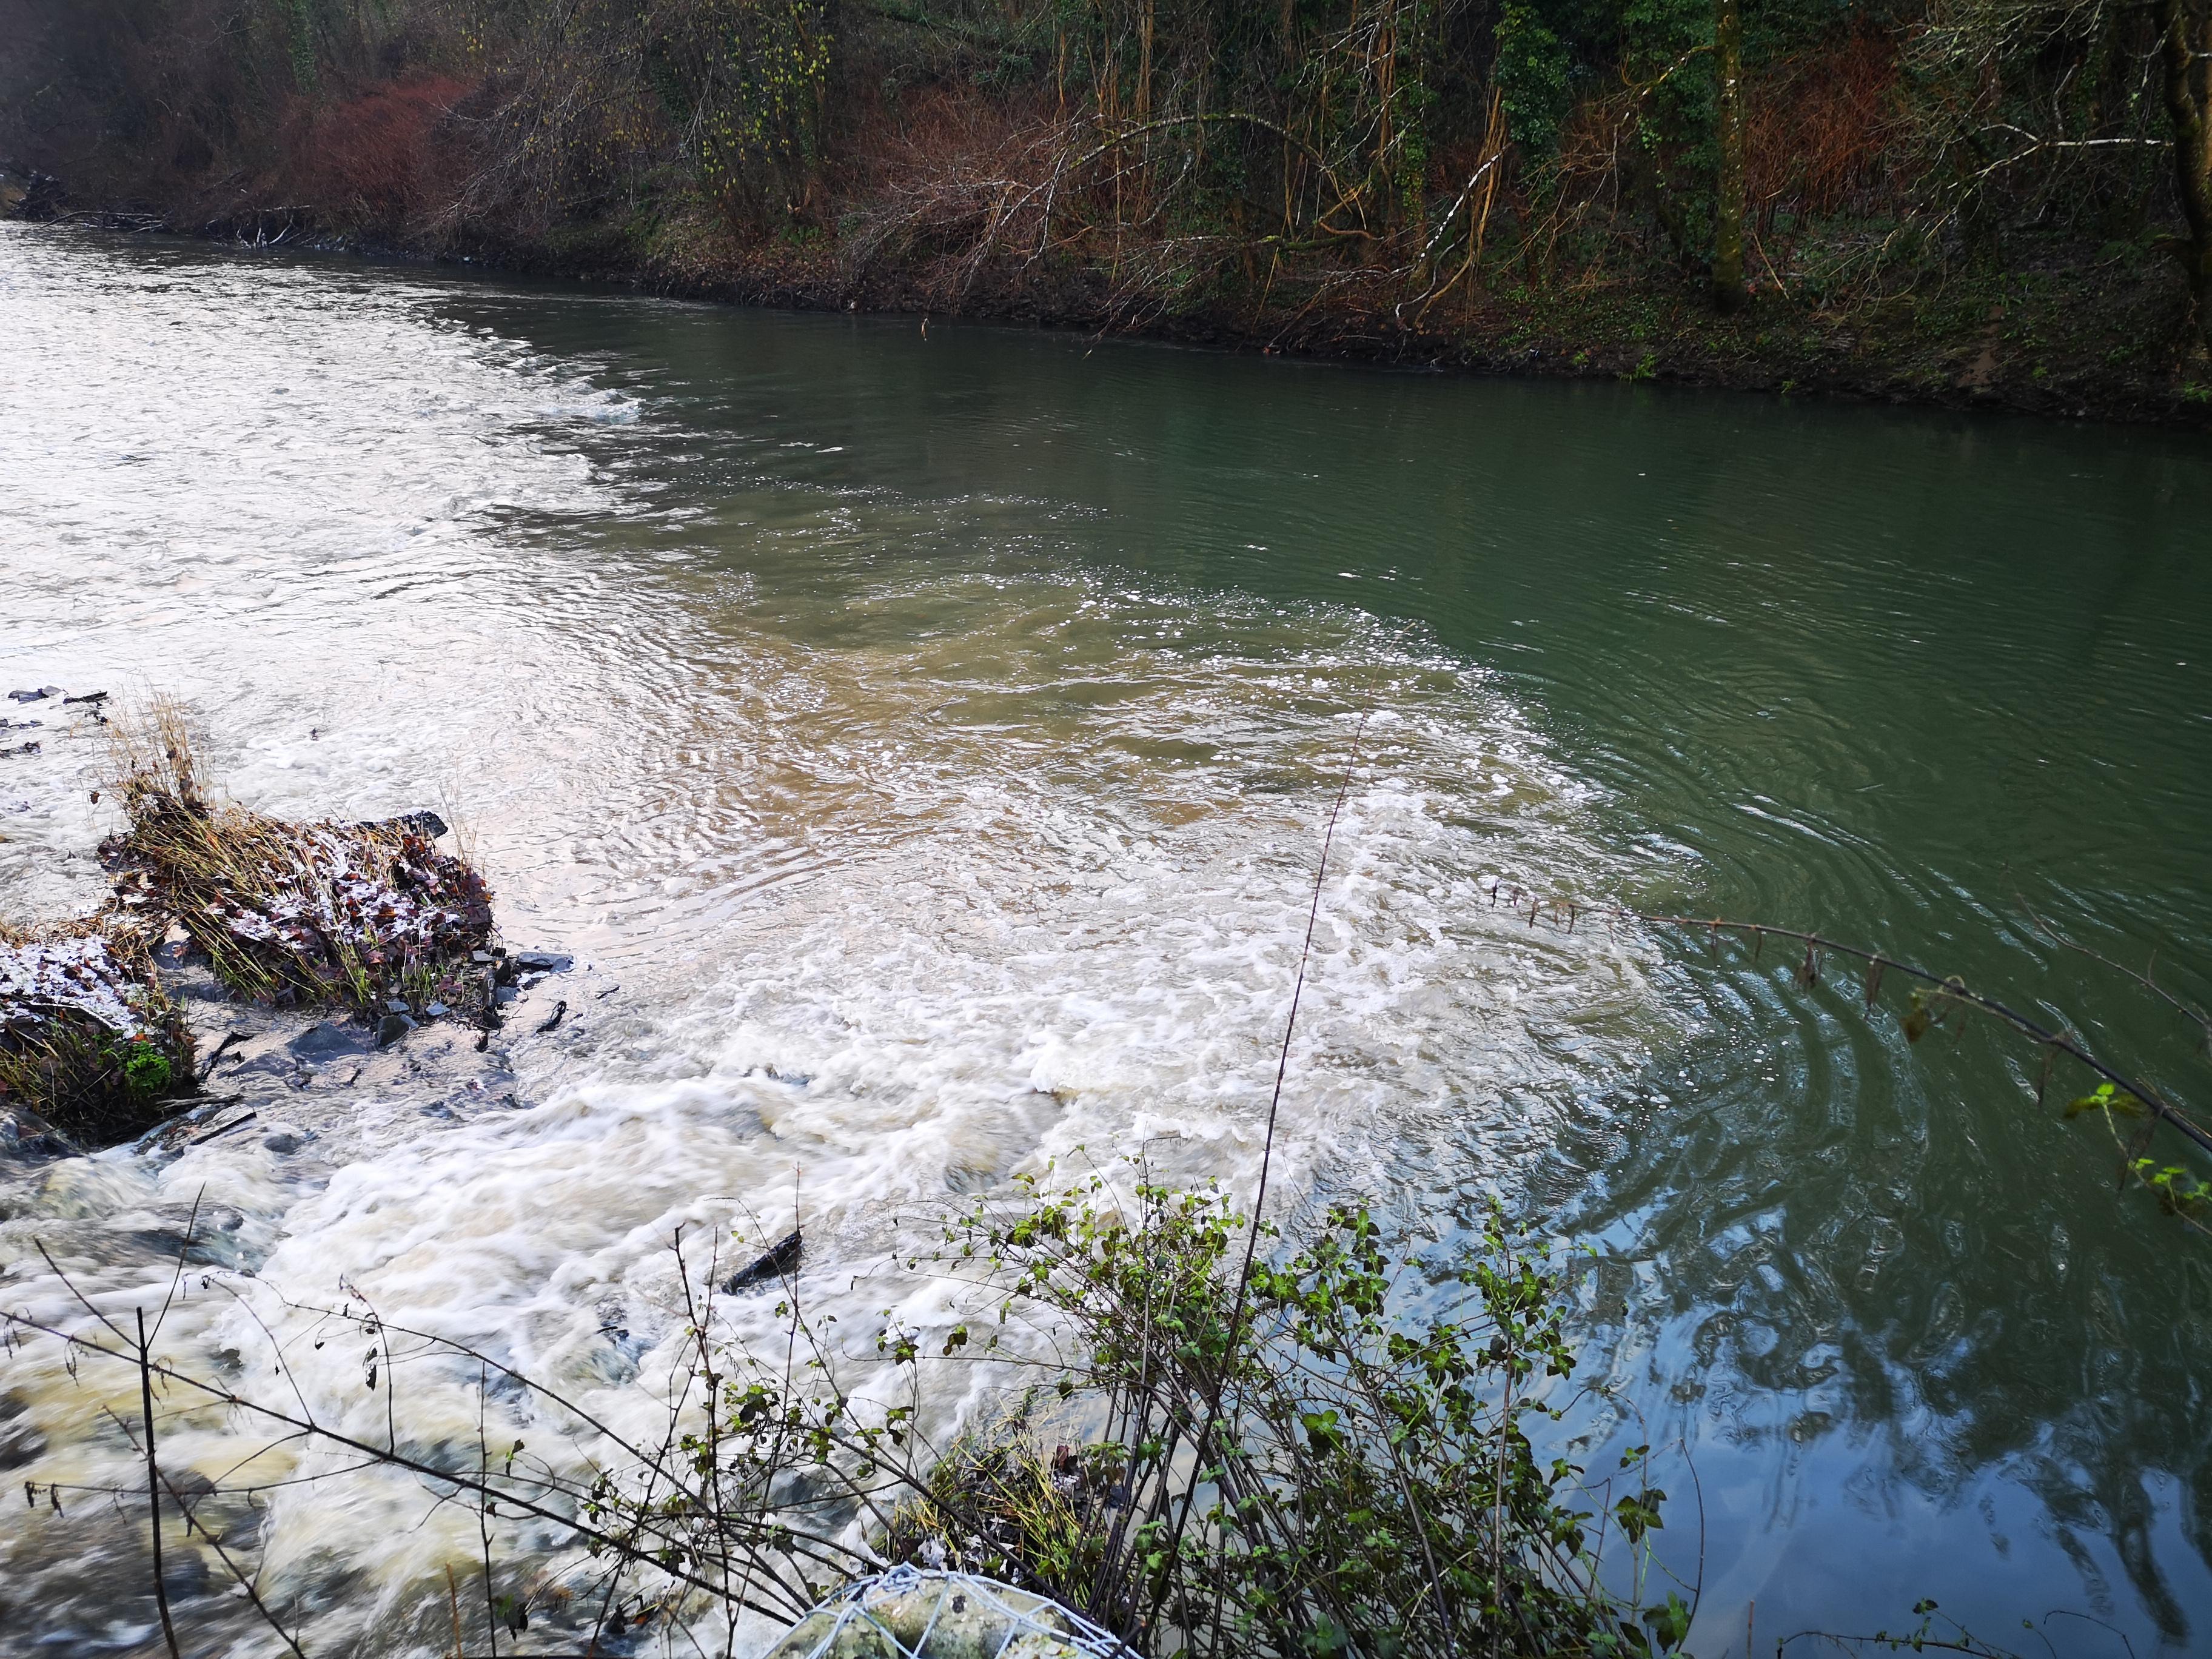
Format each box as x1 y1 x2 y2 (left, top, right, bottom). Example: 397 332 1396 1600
4 223 2211 1655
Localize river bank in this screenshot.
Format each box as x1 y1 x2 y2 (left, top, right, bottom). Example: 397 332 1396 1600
5 162 2205 429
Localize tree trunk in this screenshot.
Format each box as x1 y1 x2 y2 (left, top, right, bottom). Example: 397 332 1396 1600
2160 0 2212 352
1138 0 1155 124
1711 0 1747 313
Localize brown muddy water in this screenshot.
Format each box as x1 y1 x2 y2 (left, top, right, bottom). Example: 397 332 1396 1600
3 223 2211 1655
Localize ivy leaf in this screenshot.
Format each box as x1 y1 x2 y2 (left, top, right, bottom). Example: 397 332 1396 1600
2064 1081 2145 1119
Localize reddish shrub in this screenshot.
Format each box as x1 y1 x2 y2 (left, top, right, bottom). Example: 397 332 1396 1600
289 76 472 231
1746 32 1908 231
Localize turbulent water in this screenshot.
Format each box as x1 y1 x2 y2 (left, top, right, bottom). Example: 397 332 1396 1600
3 223 2211 1655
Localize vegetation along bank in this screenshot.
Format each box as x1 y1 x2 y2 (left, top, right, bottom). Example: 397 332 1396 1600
3 0 2211 423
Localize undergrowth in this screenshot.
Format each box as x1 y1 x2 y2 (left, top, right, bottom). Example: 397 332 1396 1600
875 1178 1691 1657
0 916 190 1141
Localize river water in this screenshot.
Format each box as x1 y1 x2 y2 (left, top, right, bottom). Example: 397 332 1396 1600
3 223 2210 1655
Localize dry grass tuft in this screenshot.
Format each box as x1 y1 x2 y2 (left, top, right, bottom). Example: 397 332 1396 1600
101 700 495 1017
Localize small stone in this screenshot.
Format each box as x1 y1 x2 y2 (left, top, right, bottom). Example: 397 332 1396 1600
377 1012 417 1047
492 986 518 1005
510 950 572 973
386 998 409 1014
261 1130 302 1155
425 1000 449 1017
471 950 494 964
289 1021 371 1060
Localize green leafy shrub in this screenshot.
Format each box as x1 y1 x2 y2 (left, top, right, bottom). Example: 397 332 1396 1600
876 1175 1689 1657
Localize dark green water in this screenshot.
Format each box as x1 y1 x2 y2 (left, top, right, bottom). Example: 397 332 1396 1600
6 227 2210 1653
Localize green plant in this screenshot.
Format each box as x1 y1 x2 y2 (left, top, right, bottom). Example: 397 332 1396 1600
122 1042 172 1098
880 1173 1689 1657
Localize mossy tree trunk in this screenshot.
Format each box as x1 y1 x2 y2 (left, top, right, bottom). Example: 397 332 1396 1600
2162 0 2212 353
1711 0 1747 313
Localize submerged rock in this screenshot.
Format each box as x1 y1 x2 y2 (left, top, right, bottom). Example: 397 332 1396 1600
723 1228 803 1293
289 1021 374 1061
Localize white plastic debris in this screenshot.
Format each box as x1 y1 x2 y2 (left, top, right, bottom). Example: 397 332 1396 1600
760 1568 1135 1659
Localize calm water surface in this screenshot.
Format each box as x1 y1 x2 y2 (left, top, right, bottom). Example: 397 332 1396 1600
4 223 2210 1654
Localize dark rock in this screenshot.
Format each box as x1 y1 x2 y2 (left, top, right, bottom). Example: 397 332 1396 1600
492 985 518 1005
226 1052 303 1081
289 1021 374 1060
356 809 450 839
377 1012 417 1047
3 171 67 221
261 1129 303 1154
0 1101 75 1161
510 950 573 973
722 1228 803 1295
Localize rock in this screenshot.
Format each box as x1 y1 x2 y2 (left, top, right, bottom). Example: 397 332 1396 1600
377 1012 417 1047
226 1051 301 1081
426 1000 449 1017
492 985 518 1005
261 1129 303 1154
0 1100 75 1161
289 1021 374 1060
509 950 572 973
723 1228 802 1294
356 809 449 839
5 689 49 703
386 997 410 1014
3 172 66 221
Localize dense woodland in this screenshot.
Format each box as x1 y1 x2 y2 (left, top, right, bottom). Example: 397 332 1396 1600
4 0 2210 414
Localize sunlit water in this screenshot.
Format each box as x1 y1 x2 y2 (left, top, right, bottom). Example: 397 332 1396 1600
3 223 2210 1655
